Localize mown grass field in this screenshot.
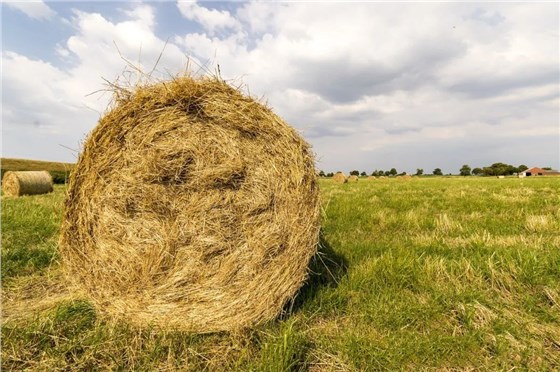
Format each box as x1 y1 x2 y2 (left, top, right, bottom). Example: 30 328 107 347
2 176 559 370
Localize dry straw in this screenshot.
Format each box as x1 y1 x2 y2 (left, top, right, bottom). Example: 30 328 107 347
59 75 321 333
2 171 53 197
332 172 347 183
347 175 359 183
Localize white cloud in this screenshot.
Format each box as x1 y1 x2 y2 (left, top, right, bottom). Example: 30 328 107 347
2 1 558 172
177 1 241 35
4 0 56 20
174 2 558 172
2 4 190 161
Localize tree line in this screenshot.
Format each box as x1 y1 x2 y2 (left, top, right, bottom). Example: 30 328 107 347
319 163 538 178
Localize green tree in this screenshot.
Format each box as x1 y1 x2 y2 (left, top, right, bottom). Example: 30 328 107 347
460 164 471 176
433 168 443 176
326 172 334 177
415 168 424 176
517 164 528 172
482 162 516 176
360 171 367 177
350 170 360 176
472 167 483 176
389 168 397 176
318 170 326 177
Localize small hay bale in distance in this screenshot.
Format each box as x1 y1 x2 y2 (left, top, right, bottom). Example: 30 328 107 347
59 76 321 333
2 171 53 197
332 172 347 183
347 175 359 183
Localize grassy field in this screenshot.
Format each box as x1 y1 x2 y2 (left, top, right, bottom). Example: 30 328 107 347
2 177 559 370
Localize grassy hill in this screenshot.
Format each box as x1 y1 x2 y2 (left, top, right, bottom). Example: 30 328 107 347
1 158 75 184
2 177 559 370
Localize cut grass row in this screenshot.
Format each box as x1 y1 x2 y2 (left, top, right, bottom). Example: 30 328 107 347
2 177 559 370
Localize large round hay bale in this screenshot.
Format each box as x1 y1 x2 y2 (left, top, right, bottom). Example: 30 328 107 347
59 76 321 333
332 172 347 183
347 175 359 183
2 171 53 197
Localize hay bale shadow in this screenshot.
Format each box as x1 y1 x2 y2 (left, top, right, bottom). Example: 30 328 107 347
285 231 348 314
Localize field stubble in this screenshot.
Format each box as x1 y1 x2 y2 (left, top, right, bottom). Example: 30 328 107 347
2 177 559 370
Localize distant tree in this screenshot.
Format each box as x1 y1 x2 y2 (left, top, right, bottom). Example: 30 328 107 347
319 170 326 177
543 167 552 170
433 168 443 176
416 168 424 176
517 164 528 172
459 164 471 176
326 172 334 177
350 170 360 176
389 168 398 176
472 167 483 176
482 162 516 176
360 171 367 177
384 171 391 176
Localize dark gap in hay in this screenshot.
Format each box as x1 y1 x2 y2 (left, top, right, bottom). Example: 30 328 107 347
124 199 139 218
239 129 259 139
211 168 247 191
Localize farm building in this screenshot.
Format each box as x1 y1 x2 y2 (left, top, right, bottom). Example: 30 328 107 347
519 167 560 177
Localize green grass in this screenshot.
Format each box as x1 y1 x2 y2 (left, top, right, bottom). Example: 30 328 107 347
2 177 559 370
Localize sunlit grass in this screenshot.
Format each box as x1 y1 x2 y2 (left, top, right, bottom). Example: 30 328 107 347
2 177 559 370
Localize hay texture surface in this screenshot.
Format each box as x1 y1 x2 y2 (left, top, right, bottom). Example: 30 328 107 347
347 175 359 183
2 171 53 197
333 172 347 183
60 76 320 333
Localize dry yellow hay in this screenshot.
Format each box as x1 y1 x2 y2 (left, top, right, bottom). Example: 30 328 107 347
2 171 53 197
347 175 359 183
367 176 377 180
59 76 320 333
332 172 347 183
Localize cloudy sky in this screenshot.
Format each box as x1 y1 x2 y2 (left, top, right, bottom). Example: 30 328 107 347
2 1 559 174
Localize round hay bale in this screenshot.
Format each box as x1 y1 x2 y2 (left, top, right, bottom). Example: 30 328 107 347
2 171 53 197
367 176 377 180
332 172 347 183
347 175 359 183
59 76 320 333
